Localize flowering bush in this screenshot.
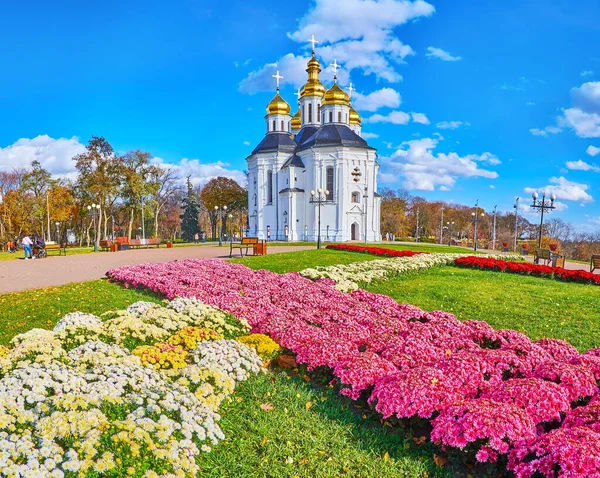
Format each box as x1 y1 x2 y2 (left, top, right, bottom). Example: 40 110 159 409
236 333 281 359
325 243 426 257
107 259 600 473
168 326 223 349
455 256 600 285
301 252 521 291
0 298 260 476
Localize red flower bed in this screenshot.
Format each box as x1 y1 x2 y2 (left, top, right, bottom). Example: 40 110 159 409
326 243 426 258
455 256 600 285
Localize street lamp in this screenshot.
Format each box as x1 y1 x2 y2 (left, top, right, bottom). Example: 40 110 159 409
491 205 497 250
351 166 368 244
471 200 485 252
214 205 228 246
55 222 60 243
446 221 455 246
513 197 520 252
87 203 101 252
530 192 556 248
310 188 330 249
228 213 233 247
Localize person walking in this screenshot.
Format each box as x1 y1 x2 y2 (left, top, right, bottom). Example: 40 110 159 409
22 234 34 260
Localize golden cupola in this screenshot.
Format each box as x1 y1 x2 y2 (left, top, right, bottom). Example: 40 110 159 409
300 55 326 97
349 105 361 125
322 81 350 106
266 91 291 115
291 109 301 129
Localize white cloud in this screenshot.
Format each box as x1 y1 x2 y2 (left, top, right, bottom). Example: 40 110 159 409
529 126 562 137
489 184 495 189
425 47 461 62
432 132 444 140
361 132 379 139
241 0 435 91
411 112 430 124
558 81 600 138
587 145 600 156
524 176 593 203
152 157 246 187
565 159 600 172
238 54 311 94
353 87 401 111
581 70 594 78
0 135 86 178
365 110 411 124
243 141 251 146
380 137 499 190
383 141 394 149
526 101 536 106
436 120 470 130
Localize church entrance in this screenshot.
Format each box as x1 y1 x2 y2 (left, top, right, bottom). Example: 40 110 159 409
351 222 359 241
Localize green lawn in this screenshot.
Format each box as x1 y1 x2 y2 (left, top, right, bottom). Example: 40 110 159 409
0 280 447 477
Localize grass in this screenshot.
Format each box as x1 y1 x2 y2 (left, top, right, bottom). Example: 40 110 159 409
0 280 448 477
367 266 600 352
0 246 95 261
0 280 164 345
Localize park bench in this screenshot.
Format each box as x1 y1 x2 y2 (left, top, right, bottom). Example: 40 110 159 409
116 236 130 251
129 238 161 249
33 242 66 257
534 248 552 266
229 237 259 257
99 240 113 251
591 254 600 273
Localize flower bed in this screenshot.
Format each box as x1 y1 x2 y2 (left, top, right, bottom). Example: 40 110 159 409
108 259 600 475
301 253 521 291
0 298 268 476
455 256 600 285
325 243 425 257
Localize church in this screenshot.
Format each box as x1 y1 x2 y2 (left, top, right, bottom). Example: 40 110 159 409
246 42 382 243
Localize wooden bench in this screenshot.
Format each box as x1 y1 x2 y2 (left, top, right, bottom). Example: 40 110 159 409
129 238 161 249
100 240 113 251
33 243 66 257
229 237 259 257
534 248 552 265
591 254 600 273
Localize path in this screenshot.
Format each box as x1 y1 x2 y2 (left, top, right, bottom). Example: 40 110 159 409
0 245 312 294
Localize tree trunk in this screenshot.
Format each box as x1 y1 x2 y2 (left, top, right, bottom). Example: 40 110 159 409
86 221 92 247
128 209 134 239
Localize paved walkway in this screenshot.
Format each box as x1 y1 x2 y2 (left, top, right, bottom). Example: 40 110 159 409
0 245 312 294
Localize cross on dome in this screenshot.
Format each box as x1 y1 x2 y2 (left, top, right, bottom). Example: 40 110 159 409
272 70 284 90
330 59 340 81
308 35 319 53
347 83 355 100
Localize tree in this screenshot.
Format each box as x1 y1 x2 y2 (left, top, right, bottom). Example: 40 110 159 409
200 177 247 240
21 161 53 240
148 166 181 238
121 150 158 239
180 177 201 241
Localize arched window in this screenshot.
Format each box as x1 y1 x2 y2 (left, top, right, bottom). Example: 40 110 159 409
272 120 276 132
302 105 305 123
326 167 334 200
281 120 284 131
345 114 348 123
329 111 333 123
308 103 313 123
338 111 342 122
322 113 325 123
288 121 290 132
267 171 273 204
351 192 360 203
318 104 321 122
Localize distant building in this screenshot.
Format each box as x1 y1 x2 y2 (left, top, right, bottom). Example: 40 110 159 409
246 49 381 242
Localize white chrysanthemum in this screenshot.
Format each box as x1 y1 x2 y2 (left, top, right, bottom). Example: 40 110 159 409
126 301 159 317
53 312 102 332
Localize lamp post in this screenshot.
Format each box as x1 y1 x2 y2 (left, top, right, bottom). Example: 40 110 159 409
351 167 368 244
530 192 556 248
440 205 444 245
309 188 330 249
471 200 485 252
214 205 228 246
513 197 520 252
228 213 233 246
446 221 455 246
55 222 60 243
491 205 497 250
87 203 101 252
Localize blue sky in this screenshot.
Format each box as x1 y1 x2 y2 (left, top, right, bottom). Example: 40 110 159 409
1 0 599 230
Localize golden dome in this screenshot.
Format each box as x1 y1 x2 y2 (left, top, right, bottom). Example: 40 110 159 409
349 105 361 125
300 55 326 97
291 109 301 129
322 82 350 106
266 91 290 115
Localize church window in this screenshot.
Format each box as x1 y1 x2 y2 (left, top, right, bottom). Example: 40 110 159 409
272 120 276 132
326 167 334 200
267 171 273 204
318 104 321 122
322 113 325 123
288 121 290 131
308 103 313 123
338 111 342 122
302 105 305 123
345 114 348 123
329 111 333 123
281 120 284 131
352 192 360 203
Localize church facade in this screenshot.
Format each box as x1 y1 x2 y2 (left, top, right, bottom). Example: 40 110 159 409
246 52 381 243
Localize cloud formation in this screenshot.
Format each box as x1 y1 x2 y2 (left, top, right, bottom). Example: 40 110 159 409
241 0 435 92
587 145 600 156
529 126 562 137
565 159 600 172
411 112 430 124
436 120 470 130
151 157 246 187
559 81 600 138
364 110 411 124
352 87 401 111
425 47 461 62
524 176 593 203
361 132 379 139
380 137 499 191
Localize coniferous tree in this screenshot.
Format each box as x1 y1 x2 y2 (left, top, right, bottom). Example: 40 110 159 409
180 176 201 241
